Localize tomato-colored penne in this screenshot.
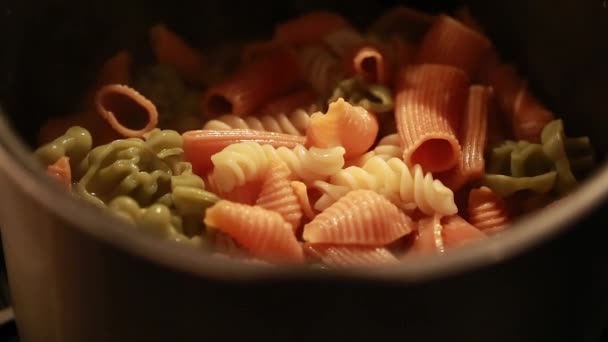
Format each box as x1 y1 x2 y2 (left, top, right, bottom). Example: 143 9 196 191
395 64 468 172
95 84 159 138
416 15 492 77
468 186 509 234
203 49 302 117
438 85 490 191
351 44 391 85
149 24 206 83
274 12 350 46
303 189 414 246
204 200 304 263
256 162 303 231
304 244 399 267
182 129 306 176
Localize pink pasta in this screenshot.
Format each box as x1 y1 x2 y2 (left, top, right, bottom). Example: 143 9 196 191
438 85 490 191
204 200 304 263
409 215 487 255
290 181 316 221
274 12 350 46
304 244 399 267
416 15 492 77
182 129 306 176
95 84 158 138
306 98 379 159
207 175 262 206
350 44 391 85
395 64 468 172
302 189 414 246
203 48 302 117
47 156 72 189
256 163 303 231
468 187 509 234
257 88 318 116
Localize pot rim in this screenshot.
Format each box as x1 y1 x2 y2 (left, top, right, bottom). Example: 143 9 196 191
0 110 605 283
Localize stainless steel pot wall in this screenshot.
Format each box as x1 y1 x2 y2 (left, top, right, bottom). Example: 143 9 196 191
0 1 607 341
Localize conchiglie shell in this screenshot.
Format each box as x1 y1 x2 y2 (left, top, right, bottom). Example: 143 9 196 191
256 163 303 231
204 200 304 263
468 186 509 234
409 215 486 255
304 244 399 267
307 98 379 159
441 215 487 249
290 181 317 221
207 174 262 205
303 189 414 246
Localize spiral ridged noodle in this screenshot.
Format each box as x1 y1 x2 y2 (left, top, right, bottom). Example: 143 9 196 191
210 141 346 193
203 105 316 136
314 156 457 216
35 126 93 173
349 133 403 166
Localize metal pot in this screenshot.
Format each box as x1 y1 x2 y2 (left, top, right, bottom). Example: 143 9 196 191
0 0 607 341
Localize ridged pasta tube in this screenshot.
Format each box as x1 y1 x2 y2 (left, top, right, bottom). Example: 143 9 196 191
314 156 457 216
202 106 316 136
210 141 346 193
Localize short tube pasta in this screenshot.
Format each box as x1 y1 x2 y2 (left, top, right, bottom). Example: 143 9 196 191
438 85 490 190
149 24 206 83
274 12 350 46
395 64 468 172
416 15 492 77
203 49 302 117
95 84 159 138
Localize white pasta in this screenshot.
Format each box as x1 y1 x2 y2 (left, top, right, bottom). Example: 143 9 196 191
349 133 404 166
313 156 457 216
203 105 317 136
298 46 344 96
211 141 346 193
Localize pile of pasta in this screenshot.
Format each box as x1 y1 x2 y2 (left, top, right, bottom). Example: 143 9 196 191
36 7 594 267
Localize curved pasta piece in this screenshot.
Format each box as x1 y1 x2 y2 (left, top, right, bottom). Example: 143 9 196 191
204 200 304 263
149 24 206 83
486 140 552 177
207 175 262 206
256 163 303 231
35 126 93 168
351 45 391 85
368 6 434 43
47 156 72 189
303 189 414 246
182 129 306 176
482 172 558 197
438 85 490 191
202 106 315 136
416 15 492 77
468 186 509 234
298 46 344 96
348 133 403 167
210 141 346 193
203 48 301 117
540 119 578 195
274 12 350 46
409 215 486 255
304 244 399 267
395 64 468 172
307 98 379 159
290 181 316 220
95 84 159 138
315 157 457 216
329 77 394 114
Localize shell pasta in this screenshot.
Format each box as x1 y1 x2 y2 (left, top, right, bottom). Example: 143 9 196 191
34 7 595 266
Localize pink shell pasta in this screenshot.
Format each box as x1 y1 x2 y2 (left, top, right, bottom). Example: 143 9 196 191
395 64 468 172
306 98 379 159
302 189 414 246
204 200 304 263
468 187 509 234
47 156 72 189
441 215 487 249
438 85 490 191
95 84 158 138
256 163 303 231
416 15 492 77
304 244 399 267
207 175 262 205
203 49 302 117
274 12 350 46
409 215 486 254
182 129 306 176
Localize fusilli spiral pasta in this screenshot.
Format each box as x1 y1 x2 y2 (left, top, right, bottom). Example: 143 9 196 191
313 156 457 216
210 141 346 193
348 133 403 166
